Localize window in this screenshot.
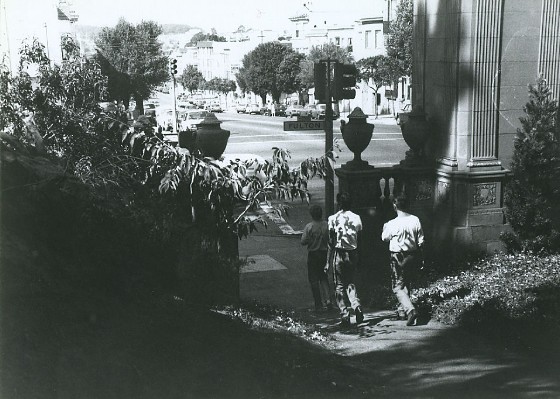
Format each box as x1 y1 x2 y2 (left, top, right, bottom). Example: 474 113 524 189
375 30 382 48
296 30 299 38
365 30 371 48
335 37 340 46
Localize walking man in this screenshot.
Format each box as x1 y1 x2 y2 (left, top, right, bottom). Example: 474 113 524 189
381 195 424 326
325 192 364 326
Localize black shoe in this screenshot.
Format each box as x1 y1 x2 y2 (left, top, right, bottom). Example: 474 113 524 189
355 307 364 324
406 309 418 326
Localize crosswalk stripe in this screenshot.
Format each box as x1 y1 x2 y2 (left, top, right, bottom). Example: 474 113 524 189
258 203 302 235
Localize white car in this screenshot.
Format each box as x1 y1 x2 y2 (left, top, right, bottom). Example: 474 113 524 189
180 110 211 131
396 103 411 125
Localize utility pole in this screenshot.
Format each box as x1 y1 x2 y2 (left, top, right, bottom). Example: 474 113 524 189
315 60 358 217
316 59 335 217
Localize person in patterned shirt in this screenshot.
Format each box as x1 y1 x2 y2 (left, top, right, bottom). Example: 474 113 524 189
324 192 364 326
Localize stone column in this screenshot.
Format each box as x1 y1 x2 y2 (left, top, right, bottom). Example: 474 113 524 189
412 0 560 255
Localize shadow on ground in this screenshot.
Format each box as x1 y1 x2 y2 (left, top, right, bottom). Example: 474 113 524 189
4 288 559 399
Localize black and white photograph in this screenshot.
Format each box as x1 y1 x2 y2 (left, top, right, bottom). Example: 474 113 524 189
1 0 560 397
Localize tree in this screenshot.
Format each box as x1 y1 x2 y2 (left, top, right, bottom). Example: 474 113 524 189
298 43 353 104
187 31 226 46
0 38 132 173
94 19 169 115
216 78 237 108
1 36 332 305
276 52 305 100
237 42 302 103
180 65 205 93
235 70 249 95
385 0 413 76
357 55 401 118
502 76 560 253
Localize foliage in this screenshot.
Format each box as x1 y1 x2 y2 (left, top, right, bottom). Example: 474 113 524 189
236 42 303 103
179 64 205 93
414 253 560 347
124 125 333 246
94 18 169 112
502 76 560 253
204 77 236 95
1 35 334 306
276 51 306 98
0 39 135 177
215 301 333 343
357 55 401 117
385 0 413 76
187 31 227 46
204 77 237 107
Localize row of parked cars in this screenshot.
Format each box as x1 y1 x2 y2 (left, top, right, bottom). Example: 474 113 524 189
235 103 339 119
156 108 214 132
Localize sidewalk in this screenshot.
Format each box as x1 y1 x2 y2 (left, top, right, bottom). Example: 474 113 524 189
239 233 560 397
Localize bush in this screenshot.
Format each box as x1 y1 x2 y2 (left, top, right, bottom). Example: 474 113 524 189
415 253 560 347
503 76 560 253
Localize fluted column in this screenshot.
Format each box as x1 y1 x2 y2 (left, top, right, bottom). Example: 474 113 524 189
539 0 560 101
469 0 504 168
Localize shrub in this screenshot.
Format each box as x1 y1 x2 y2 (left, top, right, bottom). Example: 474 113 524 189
415 253 560 347
502 76 560 253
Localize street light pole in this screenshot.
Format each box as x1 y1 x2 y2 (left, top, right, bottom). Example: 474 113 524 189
319 59 335 217
172 75 177 134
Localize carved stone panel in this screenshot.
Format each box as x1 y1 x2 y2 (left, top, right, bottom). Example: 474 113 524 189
472 183 496 207
415 179 433 201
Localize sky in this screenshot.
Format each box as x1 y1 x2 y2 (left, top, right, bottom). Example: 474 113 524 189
71 0 380 32
1 0 382 69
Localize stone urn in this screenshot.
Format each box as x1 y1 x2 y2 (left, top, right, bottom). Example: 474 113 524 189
194 113 230 159
399 108 430 165
341 107 375 170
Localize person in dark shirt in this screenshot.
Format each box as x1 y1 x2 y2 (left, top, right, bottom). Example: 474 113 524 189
301 205 333 311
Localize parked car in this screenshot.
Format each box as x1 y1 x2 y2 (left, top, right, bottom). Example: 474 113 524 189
396 103 411 125
305 103 339 120
263 103 287 117
285 104 304 118
236 103 247 113
245 103 262 115
180 110 211 131
207 103 223 113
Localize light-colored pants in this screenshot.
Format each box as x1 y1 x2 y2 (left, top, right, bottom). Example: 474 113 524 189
390 251 419 315
333 248 361 318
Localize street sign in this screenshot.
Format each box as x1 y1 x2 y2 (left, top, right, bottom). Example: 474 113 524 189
283 120 325 131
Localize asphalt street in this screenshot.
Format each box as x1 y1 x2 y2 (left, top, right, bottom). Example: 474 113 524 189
221 111 408 168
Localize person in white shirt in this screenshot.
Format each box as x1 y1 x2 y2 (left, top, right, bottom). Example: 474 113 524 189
325 192 364 326
382 195 424 326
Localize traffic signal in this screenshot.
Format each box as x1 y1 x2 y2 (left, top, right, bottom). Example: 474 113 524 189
170 58 178 75
333 62 357 100
313 62 327 102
